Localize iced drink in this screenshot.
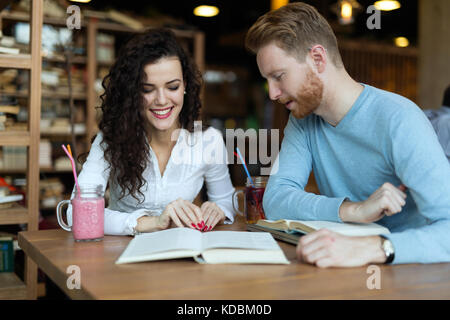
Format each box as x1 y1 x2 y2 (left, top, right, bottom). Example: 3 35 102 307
245 186 266 224
71 196 104 241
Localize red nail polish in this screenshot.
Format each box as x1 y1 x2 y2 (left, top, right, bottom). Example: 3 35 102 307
191 223 196 228
201 221 205 227
197 223 202 228
208 226 212 231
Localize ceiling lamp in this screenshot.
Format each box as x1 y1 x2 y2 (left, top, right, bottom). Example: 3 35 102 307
374 1 401 11
69 0 92 3
331 0 362 25
341 1 353 22
271 0 289 11
193 5 219 17
394 36 409 47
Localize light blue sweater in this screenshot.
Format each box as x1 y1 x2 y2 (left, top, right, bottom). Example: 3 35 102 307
263 84 450 264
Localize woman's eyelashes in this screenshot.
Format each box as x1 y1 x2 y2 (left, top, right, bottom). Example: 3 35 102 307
142 86 180 93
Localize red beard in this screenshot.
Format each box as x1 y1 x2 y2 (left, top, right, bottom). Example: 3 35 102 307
290 67 324 119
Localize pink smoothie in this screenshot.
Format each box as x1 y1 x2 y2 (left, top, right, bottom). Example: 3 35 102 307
71 196 104 241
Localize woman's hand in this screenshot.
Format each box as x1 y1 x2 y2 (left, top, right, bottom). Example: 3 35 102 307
200 201 226 231
161 198 204 230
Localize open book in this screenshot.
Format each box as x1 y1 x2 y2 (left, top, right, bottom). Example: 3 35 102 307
115 228 290 265
255 219 390 237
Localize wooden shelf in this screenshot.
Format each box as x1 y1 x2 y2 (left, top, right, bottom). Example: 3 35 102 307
0 3 203 299
0 272 27 300
0 0 43 300
0 131 30 146
0 11 87 28
0 90 86 100
0 53 31 69
43 56 87 64
0 273 47 299
41 131 85 136
0 167 72 174
0 203 28 225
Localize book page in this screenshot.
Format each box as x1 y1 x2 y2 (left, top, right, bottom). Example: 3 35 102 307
257 219 289 231
289 220 390 236
200 249 290 264
122 228 202 258
201 231 280 251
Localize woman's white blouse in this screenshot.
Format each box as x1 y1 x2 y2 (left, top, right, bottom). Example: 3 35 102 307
67 127 236 235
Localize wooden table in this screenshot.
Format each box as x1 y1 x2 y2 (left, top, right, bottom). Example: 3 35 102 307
18 218 450 300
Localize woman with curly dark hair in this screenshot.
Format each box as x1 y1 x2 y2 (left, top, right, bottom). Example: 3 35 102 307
67 28 235 235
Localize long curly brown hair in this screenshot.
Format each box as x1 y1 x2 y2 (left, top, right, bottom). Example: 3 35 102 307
97 28 203 202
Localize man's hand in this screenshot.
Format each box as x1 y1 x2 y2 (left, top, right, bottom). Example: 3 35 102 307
296 229 387 268
340 182 407 223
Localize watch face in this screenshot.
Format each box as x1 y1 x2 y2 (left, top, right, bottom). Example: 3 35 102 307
383 239 394 256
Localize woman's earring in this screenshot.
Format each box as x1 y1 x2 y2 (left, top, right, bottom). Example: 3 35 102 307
184 91 186 95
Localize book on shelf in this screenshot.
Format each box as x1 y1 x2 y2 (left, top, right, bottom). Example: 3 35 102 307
0 46 20 55
115 228 290 265
0 236 14 272
97 33 115 64
4 122 27 131
0 194 24 209
0 105 20 115
39 139 52 168
54 157 72 170
253 219 390 237
1 146 27 170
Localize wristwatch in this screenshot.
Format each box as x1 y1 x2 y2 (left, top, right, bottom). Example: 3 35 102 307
379 235 395 264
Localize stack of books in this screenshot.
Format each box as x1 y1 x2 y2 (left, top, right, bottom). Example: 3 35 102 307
40 118 86 135
0 98 21 132
97 33 115 64
57 66 86 94
0 185 24 209
39 139 52 169
0 69 19 94
1 146 27 170
39 178 65 209
0 35 20 56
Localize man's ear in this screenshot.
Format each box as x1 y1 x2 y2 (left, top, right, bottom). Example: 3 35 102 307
309 45 327 73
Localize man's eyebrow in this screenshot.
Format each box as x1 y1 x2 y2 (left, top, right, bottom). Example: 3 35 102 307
142 79 182 86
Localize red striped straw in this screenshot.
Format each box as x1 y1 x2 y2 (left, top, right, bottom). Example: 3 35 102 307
61 144 81 195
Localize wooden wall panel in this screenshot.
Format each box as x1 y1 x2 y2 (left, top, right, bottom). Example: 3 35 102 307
339 39 418 105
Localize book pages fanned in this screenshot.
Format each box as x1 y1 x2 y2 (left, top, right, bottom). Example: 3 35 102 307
115 228 290 265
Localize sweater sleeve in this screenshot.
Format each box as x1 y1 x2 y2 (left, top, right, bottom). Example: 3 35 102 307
263 115 347 222
385 109 450 264
203 128 236 224
66 133 152 236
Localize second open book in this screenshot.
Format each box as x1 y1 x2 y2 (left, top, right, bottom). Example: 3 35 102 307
255 219 390 236
115 228 290 265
